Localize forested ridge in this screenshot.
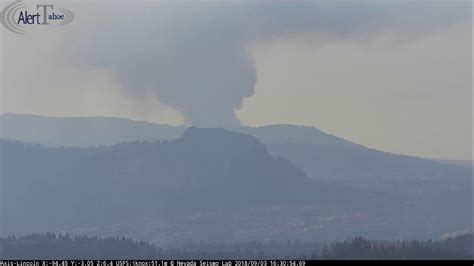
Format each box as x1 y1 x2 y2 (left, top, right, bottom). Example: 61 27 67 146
1 233 471 260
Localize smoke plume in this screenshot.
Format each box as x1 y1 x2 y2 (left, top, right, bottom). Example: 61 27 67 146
66 1 470 126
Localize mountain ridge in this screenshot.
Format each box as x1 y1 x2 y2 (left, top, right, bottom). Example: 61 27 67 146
2 127 376 236
1 125 470 242
0 113 360 149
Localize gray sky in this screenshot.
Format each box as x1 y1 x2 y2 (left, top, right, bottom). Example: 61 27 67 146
0 0 472 160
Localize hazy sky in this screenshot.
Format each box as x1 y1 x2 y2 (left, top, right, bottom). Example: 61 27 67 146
0 0 472 160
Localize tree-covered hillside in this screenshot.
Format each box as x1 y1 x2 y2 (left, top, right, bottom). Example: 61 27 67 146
1 233 471 260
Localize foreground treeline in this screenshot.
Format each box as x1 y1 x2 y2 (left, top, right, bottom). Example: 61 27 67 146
0 233 472 260
318 236 471 259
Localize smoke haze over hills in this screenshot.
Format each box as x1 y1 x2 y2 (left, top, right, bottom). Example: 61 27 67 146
0 0 472 259
1 120 471 244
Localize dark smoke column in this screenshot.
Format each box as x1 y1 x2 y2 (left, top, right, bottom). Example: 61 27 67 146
67 2 257 127
147 32 257 127
66 1 468 127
